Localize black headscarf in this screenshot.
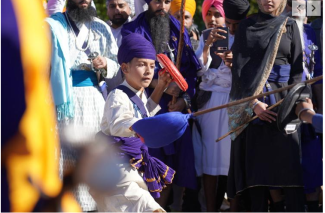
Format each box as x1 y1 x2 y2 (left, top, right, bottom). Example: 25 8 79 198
223 0 250 20
228 11 291 139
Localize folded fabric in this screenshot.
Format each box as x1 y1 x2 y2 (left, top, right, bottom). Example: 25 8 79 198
132 112 192 148
96 133 176 198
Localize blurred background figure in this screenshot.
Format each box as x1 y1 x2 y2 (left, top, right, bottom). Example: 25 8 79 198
170 0 200 51
106 0 134 47
59 128 123 212
1 0 62 211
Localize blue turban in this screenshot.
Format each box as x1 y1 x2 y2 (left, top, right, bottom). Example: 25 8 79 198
145 0 152 4
132 112 192 148
118 33 156 65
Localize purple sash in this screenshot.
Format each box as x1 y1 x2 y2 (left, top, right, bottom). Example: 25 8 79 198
96 133 175 198
117 85 148 118
114 137 175 198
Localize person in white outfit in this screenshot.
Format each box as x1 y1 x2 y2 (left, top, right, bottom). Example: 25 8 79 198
106 0 134 47
192 0 250 211
93 33 173 212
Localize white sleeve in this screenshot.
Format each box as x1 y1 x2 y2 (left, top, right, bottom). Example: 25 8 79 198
146 98 161 117
195 35 212 77
103 25 120 79
101 90 139 137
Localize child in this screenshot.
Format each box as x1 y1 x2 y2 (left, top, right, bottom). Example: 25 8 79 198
91 33 173 212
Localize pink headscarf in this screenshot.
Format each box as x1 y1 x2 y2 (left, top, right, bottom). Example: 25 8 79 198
202 0 225 22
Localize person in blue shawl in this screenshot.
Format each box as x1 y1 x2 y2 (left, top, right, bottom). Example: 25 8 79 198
121 0 201 209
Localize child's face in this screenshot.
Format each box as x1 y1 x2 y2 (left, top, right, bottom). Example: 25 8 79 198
122 58 156 90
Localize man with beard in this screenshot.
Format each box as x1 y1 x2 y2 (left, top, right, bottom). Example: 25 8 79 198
46 0 96 16
106 0 133 47
121 0 201 209
45 0 119 211
106 0 133 92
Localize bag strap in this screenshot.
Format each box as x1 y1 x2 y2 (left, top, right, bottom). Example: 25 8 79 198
116 85 148 118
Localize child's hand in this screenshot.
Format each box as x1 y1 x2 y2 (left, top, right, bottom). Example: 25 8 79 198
157 69 172 88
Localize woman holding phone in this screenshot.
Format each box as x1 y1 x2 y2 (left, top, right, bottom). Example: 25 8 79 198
192 0 230 211
227 0 305 211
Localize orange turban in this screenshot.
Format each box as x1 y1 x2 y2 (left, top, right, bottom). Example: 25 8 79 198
170 0 196 17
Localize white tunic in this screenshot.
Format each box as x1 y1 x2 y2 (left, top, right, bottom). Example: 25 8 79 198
93 80 164 212
101 80 161 136
192 33 234 176
109 16 132 47
56 16 119 211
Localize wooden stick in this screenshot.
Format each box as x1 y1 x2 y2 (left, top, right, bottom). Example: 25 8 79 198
176 0 186 70
172 0 186 105
215 99 283 142
193 75 322 117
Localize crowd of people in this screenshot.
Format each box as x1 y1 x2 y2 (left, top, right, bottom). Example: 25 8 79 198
2 0 323 212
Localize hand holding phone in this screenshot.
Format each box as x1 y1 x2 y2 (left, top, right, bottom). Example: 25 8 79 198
216 50 233 68
202 26 230 69
204 25 228 47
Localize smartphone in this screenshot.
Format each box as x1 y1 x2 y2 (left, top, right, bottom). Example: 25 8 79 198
214 27 229 53
202 27 229 68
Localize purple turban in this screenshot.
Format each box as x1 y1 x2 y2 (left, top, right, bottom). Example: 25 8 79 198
118 33 156 65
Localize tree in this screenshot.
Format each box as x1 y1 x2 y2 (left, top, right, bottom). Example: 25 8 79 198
93 0 260 31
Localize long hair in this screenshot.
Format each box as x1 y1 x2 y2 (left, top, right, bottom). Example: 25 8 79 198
257 0 287 16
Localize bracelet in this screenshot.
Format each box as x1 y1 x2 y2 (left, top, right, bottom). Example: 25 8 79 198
252 100 260 110
297 108 315 122
163 87 168 93
204 43 212 47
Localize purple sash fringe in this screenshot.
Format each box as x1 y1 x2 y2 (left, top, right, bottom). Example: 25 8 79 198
113 137 175 198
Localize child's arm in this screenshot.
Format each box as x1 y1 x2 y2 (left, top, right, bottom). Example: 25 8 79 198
149 71 171 104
